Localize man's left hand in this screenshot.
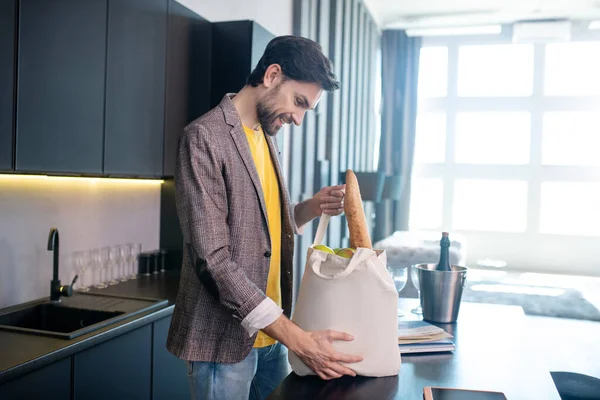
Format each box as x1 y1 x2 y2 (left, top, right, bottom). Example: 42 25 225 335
310 184 345 217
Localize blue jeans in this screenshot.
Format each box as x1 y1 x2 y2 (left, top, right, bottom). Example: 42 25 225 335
186 342 290 400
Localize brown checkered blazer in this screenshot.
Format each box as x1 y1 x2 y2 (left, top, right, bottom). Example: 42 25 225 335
166 94 295 363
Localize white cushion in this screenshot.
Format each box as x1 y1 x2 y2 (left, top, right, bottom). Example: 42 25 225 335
373 231 467 269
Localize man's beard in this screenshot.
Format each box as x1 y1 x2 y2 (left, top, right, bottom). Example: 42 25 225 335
256 87 289 137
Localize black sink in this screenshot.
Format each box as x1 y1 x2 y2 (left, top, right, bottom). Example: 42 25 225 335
0 293 168 339
0 303 123 334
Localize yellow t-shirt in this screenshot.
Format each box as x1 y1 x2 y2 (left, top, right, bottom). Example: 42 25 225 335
243 125 282 348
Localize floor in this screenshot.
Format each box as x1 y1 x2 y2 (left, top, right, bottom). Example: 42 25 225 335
468 268 600 311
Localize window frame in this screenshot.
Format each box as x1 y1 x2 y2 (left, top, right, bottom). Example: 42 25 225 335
412 23 600 236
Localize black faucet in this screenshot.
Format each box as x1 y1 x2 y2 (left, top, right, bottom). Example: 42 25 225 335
48 227 77 301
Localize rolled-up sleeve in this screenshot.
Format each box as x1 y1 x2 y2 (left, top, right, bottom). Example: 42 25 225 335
175 125 267 323
241 297 284 337
291 202 307 235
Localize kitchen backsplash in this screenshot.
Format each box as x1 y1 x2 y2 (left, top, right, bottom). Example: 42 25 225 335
0 176 161 308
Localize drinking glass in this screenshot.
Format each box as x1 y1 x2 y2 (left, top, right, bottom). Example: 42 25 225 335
387 265 408 317
75 250 91 292
100 246 111 286
411 265 423 315
93 248 108 288
119 244 131 282
129 243 142 279
108 246 120 285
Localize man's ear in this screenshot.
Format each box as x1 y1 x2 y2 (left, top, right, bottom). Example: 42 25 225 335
263 64 283 88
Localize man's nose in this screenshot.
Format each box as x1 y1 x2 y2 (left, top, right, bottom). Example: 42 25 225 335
292 112 305 126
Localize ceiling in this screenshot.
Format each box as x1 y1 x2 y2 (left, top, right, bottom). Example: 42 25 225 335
362 0 600 29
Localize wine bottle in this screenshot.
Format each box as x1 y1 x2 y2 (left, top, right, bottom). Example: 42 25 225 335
435 232 452 271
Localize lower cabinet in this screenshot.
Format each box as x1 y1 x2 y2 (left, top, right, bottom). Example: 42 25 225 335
0 358 71 400
74 325 152 400
152 315 190 400
0 315 188 399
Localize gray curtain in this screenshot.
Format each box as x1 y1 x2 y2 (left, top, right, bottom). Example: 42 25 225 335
374 30 421 242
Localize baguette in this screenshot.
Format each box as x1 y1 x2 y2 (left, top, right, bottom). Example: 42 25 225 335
344 169 372 249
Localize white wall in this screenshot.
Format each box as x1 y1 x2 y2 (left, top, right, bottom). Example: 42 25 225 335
176 0 293 36
0 177 161 308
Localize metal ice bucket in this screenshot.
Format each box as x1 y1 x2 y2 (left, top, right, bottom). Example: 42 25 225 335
415 263 468 323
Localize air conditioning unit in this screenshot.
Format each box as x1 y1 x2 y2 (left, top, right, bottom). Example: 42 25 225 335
512 19 572 43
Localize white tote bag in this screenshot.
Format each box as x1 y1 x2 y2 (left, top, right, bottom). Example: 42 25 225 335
288 215 401 378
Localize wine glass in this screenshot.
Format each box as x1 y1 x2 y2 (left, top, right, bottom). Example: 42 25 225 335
411 265 423 315
128 243 141 279
93 248 108 289
108 246 120 285
119 244 131 282
387 265 408 317
75 250 91 292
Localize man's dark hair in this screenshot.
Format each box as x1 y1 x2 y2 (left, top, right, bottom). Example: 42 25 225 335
246 35 340 91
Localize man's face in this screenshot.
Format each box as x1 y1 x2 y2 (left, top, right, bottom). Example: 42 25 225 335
256 78 323 136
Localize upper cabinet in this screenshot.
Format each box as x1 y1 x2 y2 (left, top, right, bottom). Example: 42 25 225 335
5 1 256 178
162 0 212 177
211 21 274 108
104 0 168 177
16 0 107 174
0 0 16 171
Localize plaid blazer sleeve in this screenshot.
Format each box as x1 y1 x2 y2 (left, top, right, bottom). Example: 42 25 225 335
174 124 266 321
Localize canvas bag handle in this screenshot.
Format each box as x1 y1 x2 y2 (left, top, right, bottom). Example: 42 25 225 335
309 213 373 279
312 213 331 246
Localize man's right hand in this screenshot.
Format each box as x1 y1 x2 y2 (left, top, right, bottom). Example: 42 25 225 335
262 315 363 380
292 329 364 380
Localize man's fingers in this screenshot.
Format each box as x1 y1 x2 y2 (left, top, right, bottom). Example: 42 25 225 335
323 209 344 216
321 195 343 203
328 330 355 341
321 201 343 209
328 362 357 377
316 370 330 380
327 184 346 192
329 189 345 198
335 352 364 364
322 367 343 379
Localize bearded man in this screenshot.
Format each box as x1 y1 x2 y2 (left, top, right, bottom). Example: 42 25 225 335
167 35 363 400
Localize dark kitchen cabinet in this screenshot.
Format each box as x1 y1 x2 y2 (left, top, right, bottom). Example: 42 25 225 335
73 325 151 400
0 358 71 400
0 316 184 400
8 0 214 178
152 315 189 400
16 0 107 174
162 0 212 177
210 20 274 108
0 0 16 171
104 0 168 177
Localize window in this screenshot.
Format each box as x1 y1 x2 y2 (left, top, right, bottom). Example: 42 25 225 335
414 113 446 164
409 178 444 229
453 179 528 232
411 37 600 237
540 182 600 236
418 46 448 98
455 112 531 164
545 42 600 96
542 112 600 166
457 44 534 97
